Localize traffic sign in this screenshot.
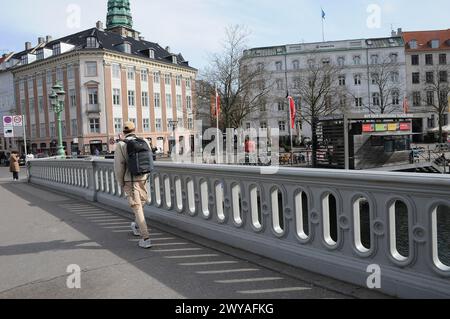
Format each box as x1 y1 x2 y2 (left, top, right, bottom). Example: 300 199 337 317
3 127 14 138
3 116 13 128
13 115 23 127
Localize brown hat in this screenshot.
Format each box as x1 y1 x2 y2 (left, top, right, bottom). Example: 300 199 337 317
123 121 136 132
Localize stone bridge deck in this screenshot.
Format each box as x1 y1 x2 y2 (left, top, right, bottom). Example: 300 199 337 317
0 168 385 299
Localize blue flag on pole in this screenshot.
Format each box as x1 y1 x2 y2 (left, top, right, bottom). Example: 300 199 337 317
322 8 326 19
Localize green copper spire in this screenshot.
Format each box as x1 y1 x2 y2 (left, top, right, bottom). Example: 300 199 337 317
106 0 133 29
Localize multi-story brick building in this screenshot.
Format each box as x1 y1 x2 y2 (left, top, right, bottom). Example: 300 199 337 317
10 0 196 156
403 29 450 140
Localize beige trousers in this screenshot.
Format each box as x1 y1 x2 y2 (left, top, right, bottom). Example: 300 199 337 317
123 180 150 239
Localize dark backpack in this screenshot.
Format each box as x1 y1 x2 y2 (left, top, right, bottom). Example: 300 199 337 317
124 137 154 177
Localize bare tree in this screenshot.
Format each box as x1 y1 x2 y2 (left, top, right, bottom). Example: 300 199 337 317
202 25 272 129
349 55 403 114
421 64 450 143
292 59 347 167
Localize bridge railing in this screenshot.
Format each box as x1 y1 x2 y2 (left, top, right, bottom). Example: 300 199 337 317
27 159 450 298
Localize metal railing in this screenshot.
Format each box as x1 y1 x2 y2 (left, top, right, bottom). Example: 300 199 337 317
27 159 450 298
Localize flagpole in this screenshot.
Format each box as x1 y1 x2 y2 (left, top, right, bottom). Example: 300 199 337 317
23 114 28 155
215 84 220 164
321 8 325 42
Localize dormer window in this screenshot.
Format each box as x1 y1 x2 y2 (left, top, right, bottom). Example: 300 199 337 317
118 42 131 54
431 39 440 49
53 43 61 55
172 56 177 64
37 49 44 61
86 37 98 49
21 55 28 65
409 40 417 49
149 49 155 59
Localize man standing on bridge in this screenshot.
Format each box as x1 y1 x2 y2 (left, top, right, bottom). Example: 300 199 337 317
114 121 153 249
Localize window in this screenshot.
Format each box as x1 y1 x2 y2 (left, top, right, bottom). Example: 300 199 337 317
322 58 330 65
38 96 44 112
391 72 399 83
246 123 251 130
431 39 440 49
154 93 161 108
40 123 46 138
71 119 78 136
67 66 74 80
278 101 285 111
427 91 435 105
128 90 135 106
85 62 97 77
426 54 434 65
392 91 400 105
355 97 363 107
426 72 434 84
53 43 61 55
50 122 56 137
114 118 122 133
276 79 284 90
409 40 417 49
61 121 67 137
89 118 100 133
176 75 182 86
338 75 346 86
278 121 286 131
293 60 300 70
354 74 361 85
31 124 36 138
439 54 447 65
153 72 160 84
411 55 419 65
29 98 35 114
186 78 191 89
390 53 398 63
186 96 192 110
155 119 162 131
439 71 448 83
165 94 172 109
413 92 421 106
88 88 98 105
128 118 136 126
372 93 380 106
177 117 184 128
69 89 76 108
275 61 283 71
339 95 347 107
143 118 150 132
56 68 63 82
176 95 182 110
165 74 171 85
187 118 194 129
46 70 53 85
371 73 379 84
260 122 267 129
86 37 98 48
127 68 135 81
112 64 121 78
412 72 420 84
113 89 121 105
122 43 131 54
370 55 379 64
142 92 149 107
440 91 449 106
141 69 148 82
308 59 316 67
337 57 345 67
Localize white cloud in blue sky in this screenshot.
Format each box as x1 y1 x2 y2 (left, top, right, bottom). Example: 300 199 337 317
1 0 449 69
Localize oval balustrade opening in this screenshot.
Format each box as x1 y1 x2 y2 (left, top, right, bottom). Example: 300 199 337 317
323 194 338 246
215 182 225 221
271 188 284 235
175 178 183 211
433 205 450 271
250 186 262 230
354 197 371 252
390 201 410 262
295 191 309 240
200 180 210 218
232 184 242 225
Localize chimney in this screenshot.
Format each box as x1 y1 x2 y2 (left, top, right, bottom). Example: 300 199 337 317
46 35 53 43
397 28 403 36
165 46 171 53
38 37 45 45
25 42 32 50
96 21 104 31
391 30 397 37
139 36 145 41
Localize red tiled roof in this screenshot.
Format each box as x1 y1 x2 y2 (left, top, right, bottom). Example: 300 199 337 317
403 29 450 51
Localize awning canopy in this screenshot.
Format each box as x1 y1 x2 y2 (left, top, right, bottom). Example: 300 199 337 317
428 125 450 132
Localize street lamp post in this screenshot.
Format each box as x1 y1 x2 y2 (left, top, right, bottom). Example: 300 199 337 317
168 120 178 155
49 82 66 158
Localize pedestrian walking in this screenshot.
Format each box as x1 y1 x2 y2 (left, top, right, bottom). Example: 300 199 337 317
9 151 20 181
114 121 154 249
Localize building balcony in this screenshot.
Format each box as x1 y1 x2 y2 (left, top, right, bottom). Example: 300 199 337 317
86 104 101 114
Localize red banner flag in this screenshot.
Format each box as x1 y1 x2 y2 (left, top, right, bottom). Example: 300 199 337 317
403 97 409 114
215 87 221 118
288 96 296 129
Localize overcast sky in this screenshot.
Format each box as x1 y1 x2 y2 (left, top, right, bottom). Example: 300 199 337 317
1 0 449 70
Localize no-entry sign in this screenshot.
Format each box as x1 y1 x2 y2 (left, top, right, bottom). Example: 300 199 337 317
13 115 23 127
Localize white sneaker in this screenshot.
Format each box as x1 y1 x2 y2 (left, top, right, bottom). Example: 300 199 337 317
131 222 140 237
138 238 152 249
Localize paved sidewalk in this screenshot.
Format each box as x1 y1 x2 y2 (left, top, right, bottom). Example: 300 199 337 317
0 167 386 299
